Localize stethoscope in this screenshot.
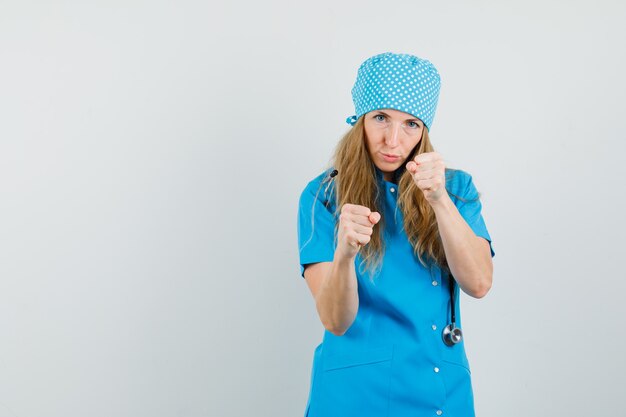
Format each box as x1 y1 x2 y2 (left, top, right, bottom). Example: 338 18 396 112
443 272 463 346
323 169 463 347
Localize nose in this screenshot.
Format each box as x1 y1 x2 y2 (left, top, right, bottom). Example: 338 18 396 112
384 123 401 148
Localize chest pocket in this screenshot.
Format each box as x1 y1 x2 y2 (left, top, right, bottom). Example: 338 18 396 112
313 345 394 417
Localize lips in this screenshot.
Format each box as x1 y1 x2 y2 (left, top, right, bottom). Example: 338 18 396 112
381 153 400 162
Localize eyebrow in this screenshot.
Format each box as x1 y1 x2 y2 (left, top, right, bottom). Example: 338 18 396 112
376 111 422 124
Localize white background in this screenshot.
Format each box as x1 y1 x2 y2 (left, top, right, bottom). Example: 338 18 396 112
1 1 625 416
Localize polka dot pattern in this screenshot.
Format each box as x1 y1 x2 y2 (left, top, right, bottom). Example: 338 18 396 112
346 52 441 131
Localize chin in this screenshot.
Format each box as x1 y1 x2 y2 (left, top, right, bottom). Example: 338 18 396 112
378 162 403 171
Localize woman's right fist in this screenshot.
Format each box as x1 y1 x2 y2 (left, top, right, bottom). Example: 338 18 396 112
336 204 381 259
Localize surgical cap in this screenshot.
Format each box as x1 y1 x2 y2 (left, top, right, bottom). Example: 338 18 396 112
346 52 441 131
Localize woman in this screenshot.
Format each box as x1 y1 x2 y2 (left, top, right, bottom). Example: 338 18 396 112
297 52 495 417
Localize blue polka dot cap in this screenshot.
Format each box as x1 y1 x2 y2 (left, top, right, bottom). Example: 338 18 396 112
346 52 441 131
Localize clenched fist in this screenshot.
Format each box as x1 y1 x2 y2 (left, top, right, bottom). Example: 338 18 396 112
406 151 447 204
337 204 381 260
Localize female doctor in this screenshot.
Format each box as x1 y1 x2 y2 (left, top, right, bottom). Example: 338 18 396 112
297 52 495 417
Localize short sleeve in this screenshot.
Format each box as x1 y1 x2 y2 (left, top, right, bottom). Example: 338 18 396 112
297 176 338 278
449 170 495 257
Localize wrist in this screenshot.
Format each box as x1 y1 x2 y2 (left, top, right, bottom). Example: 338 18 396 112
428 192 454 212
334 249 356 265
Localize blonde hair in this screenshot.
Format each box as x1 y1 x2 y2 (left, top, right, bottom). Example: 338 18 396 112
331 116 458 279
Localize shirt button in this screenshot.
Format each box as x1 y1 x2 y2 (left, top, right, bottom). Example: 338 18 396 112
434 367 440 373
390 187 395 193
432 324 437 330
432 280 438 286
436 411 443 416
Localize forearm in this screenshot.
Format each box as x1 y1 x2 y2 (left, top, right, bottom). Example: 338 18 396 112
431 194 493 298
315 253 359 336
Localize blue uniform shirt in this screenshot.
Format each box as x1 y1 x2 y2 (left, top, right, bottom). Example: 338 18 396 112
297 167 495 417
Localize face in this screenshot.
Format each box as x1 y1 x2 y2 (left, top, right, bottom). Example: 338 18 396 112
363 108 425 181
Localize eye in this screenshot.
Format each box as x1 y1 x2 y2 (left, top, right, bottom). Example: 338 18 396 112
374 114 386 122
407 121 421 129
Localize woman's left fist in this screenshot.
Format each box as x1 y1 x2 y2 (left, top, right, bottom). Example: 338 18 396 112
406 151 447 204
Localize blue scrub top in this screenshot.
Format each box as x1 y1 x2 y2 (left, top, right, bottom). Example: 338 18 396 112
297 167 495 417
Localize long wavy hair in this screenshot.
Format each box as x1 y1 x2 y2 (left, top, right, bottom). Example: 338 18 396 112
331 115 458 279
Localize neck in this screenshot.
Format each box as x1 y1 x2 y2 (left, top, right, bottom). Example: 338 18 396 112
377 166 403 184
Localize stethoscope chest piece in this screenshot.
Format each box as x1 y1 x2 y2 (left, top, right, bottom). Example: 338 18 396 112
442 323 463 346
